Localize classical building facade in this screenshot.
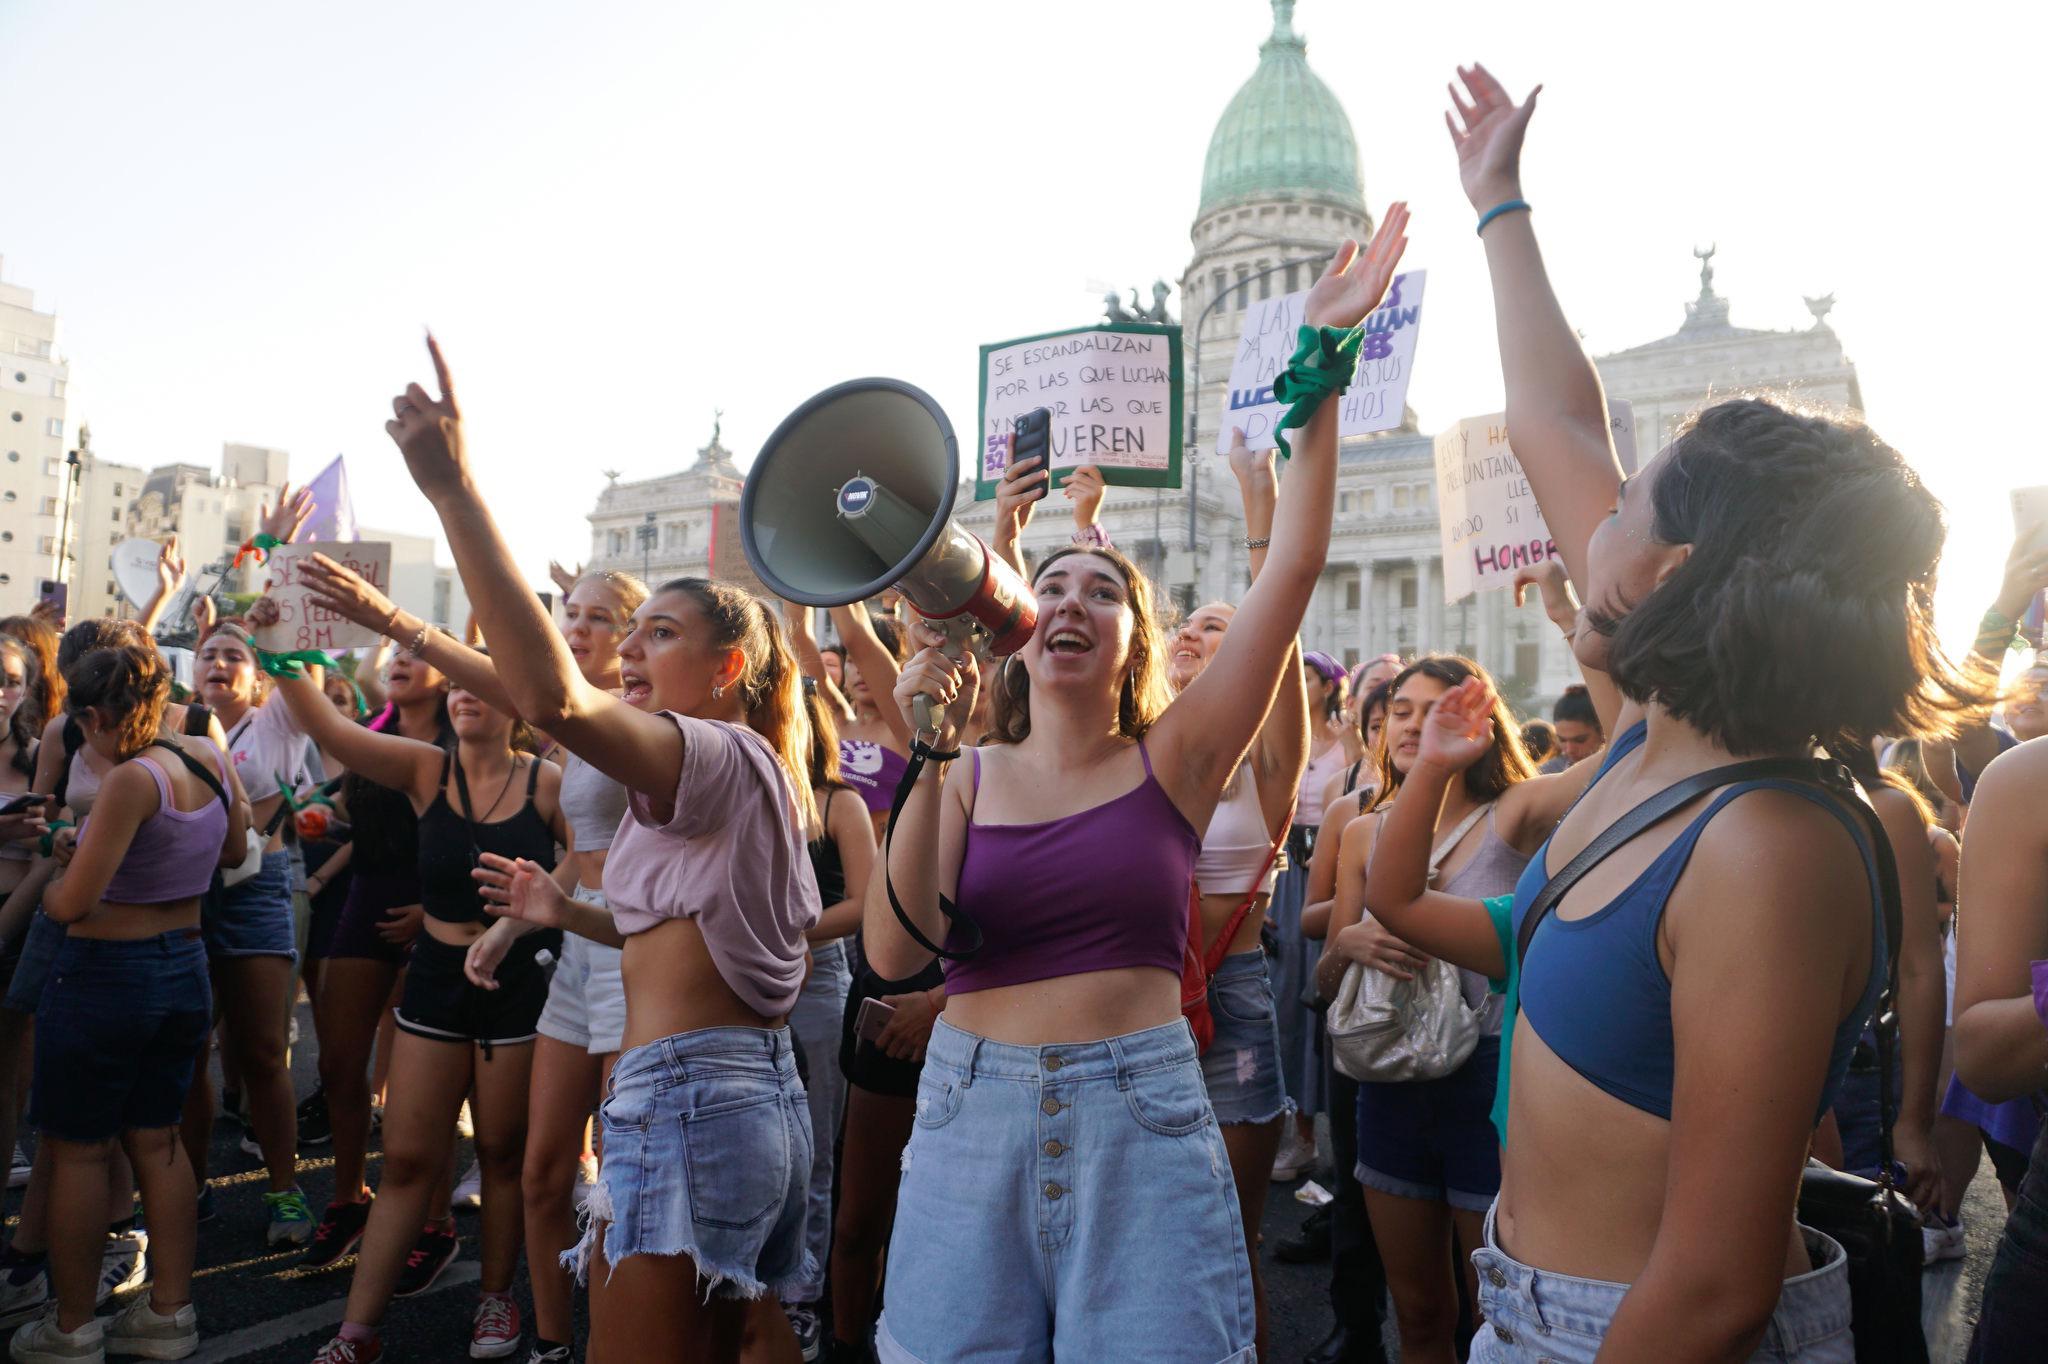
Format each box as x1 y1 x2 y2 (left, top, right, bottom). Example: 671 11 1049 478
584 425 752 589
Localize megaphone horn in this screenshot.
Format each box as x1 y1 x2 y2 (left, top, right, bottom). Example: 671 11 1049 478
740 379 1038 671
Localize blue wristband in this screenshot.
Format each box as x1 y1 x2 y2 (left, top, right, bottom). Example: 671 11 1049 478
1475 199 1532 236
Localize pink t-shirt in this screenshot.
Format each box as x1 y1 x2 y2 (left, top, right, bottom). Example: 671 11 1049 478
603 713 820 1018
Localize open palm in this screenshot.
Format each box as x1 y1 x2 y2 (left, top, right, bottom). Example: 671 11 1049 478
1302 201 1410 330
1418 677 1498 772
1446 63 1540 210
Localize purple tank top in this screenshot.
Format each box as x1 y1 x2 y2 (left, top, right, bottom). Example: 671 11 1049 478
945 739 1199 995
93 745 230 905
840 737 910 815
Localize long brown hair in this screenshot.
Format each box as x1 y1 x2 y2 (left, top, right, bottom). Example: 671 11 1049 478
1367 655 1535 812
0 616 62 735
661 579 817 834
64 643 171 761
989 544 1174 745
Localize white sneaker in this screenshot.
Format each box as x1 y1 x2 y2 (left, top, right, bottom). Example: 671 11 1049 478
103 1295 197 1360
6 1148 28 1191
1270 1125 1313 1182
572 1154 597 1213
454 1160 483 1212
455 1101 475 1141
95 1230 147 1307
1922 1214 1966 1265
0 1269 49 1332
7 1306 103 1362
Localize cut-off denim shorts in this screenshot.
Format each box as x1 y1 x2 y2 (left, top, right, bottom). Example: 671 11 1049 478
1467 1202 1853 1362
31 929 212 1142
571 1025 814 1301
537 888 626 1055
1199 948 1292 1126
876 1017 1256 1364
204 850 299 960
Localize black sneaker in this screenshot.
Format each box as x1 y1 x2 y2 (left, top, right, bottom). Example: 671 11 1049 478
300 1195 373 1270
298 1089 333 1148
1274 1204 1332 1264
784 1304 822 1362
392 1221 460 1298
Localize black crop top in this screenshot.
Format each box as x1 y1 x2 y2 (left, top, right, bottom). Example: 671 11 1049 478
417 751 557 926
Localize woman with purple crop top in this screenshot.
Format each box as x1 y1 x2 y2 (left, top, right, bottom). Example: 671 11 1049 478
866 211 1408 1364
379 337 822 1364
9 641 244 1362
1437 64 1988 1361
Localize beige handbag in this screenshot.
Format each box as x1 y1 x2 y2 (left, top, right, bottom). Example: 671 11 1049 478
1326 804 1489 1083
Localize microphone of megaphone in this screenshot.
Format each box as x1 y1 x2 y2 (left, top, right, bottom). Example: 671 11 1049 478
740 379 1038 732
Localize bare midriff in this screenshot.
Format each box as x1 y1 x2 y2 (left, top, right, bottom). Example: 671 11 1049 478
1199 889 1270 960
944 965 1181 1047
68 896 202 941
619 915 785 1050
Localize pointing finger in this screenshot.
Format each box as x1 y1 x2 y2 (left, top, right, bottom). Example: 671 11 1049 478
426 332 457 409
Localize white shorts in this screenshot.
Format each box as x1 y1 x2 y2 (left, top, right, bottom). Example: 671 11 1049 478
536 886 627 1055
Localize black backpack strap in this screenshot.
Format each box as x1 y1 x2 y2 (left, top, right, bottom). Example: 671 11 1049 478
183 703 214 738
148 739 231 814
51 717 86 810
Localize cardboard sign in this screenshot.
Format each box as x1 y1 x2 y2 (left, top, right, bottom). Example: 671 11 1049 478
255 541 393 653
1216 270 1426 453
110 537 165 609
1432 401 1636 602
976 323 1182 500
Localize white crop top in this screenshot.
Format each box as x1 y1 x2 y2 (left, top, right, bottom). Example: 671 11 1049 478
1195 763 1278 897
223 698 310 801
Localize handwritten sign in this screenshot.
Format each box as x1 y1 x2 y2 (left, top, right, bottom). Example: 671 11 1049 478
256 541 393 653
1432 401 1635 601
1217 270 1426 453
976 323 1182 500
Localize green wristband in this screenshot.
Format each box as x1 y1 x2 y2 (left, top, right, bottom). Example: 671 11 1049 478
1270 325 1363 461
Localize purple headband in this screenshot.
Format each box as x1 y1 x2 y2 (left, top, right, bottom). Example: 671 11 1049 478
1302 651 1345 686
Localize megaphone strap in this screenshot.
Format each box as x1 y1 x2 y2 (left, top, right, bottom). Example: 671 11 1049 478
881 738 981 962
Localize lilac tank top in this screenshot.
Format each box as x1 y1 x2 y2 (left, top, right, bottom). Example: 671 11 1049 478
840 737 910 815
94 745 230 904
944 739 1199 995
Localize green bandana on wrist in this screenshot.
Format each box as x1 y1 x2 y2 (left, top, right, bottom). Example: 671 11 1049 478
1270 324 1363 461
39 818 72 859
254 646 334 680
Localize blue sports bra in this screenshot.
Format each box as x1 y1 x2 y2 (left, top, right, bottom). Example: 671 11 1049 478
1512 720 1887 1123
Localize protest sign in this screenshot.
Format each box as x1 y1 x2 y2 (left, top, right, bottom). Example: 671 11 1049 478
254 541 393 653
1432 400 1635 601
976 323 1182 501
1216 270 1426 453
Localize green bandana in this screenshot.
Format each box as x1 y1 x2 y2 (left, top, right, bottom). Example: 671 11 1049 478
1270 324 1363 461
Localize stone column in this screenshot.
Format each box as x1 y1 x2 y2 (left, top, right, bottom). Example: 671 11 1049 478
1414 556 1436 654
1355 559 1374 658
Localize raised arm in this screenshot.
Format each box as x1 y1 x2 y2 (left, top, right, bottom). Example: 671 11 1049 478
296 553 513 715
987 447 1046 578
270 669 443 802
1512 558 1620 735
383 337 682 798
1361 678 1512 976
1231 432 1308 836
1953 741 2048 1101
136 536 188 635
1315 812 1430 1002
1155 207 1409 817
1952 531 2048 777
781 601 853 721
353 637 393 714
830 604 913 748
1450 65 1621 593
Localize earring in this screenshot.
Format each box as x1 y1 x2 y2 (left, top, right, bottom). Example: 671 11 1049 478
712 683 726 700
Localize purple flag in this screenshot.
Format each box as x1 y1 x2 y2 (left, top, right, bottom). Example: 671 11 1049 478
302 455 357 543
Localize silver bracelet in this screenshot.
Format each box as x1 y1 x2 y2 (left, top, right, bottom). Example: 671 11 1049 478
403 619 433 658
1245 536 1270 551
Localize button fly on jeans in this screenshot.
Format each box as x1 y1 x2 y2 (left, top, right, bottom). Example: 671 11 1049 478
1041 1097 1061 1116
1044 1055 1064 1071
1043 1183 1063 1200
1043 1140 1064 1157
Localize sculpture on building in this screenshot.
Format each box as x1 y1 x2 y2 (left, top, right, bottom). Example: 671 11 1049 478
1693 243 1717 296
1803 293 1836 329
1103 280 1176 326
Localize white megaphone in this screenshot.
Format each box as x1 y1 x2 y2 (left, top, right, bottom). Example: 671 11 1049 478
740 378 1037 733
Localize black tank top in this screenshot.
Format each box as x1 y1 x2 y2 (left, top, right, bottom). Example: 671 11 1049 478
808 833 845 907
417 750 556 926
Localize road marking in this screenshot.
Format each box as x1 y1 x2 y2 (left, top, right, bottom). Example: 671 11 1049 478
186 1261 479 1363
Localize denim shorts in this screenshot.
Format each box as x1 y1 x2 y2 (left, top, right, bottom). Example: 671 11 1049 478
876 1017 1256 1364
204 849 299 960
29 930 213 1142
3 909 64 1015
537 889 627 1055
1469 1202 1852 1361
1355 1036 1502 1212
1199 949 1292 1126
1971 1122 2048 1360
572 1026 815 1301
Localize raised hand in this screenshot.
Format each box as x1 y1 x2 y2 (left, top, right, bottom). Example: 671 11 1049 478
548 560 583 599
1064 465 1107 531
1993 527 2048 621
191 594 217 637
893 620 979 749
474 853 568 928
1512 557 1580 634
994 447 1047 541
155 535 188 598
259 480 316 545
1446 63 1540 211
1226 427 1275 488
386 334 472 503
1417 675 1499 773
246 595 282 631
301 553 399 634
1302 202 1409 331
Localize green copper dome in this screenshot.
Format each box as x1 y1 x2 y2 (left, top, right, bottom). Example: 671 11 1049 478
1199 0 1363 216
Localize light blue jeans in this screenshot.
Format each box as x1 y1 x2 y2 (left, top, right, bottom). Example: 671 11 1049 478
1468 1203 1853 1362
573 1026 814 1300
876 1017 1255 1363
784 937 850 1302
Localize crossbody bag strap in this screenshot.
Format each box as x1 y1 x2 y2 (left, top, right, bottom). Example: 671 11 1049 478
147 739 231 814
1201 803 1296 976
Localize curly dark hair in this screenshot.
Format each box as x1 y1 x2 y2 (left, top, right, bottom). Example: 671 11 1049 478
63 643 171 760
1584 398 1992 756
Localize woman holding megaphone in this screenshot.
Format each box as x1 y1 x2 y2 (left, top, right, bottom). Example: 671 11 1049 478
866 206 1407 1363
373 337 823 1364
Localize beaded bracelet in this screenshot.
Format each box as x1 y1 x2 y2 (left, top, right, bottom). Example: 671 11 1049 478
1270 324 1363 461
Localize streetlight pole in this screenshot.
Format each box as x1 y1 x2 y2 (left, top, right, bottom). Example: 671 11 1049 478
638 511 657 584
53 423 89 596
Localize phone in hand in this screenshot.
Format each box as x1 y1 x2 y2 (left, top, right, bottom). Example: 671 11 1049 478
1011 408 1053 499
0 793 51 817
854 996 897 1046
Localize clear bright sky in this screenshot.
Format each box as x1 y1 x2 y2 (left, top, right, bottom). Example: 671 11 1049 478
1 0 2035 648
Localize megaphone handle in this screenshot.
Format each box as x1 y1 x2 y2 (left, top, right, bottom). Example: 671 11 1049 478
911 620 972 742
914 692 936 737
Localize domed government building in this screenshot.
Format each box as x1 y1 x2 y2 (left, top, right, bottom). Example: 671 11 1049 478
590 0 1861 712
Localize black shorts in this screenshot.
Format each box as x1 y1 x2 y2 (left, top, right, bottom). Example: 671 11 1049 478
838 955 943 1099
395 931 555 1050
